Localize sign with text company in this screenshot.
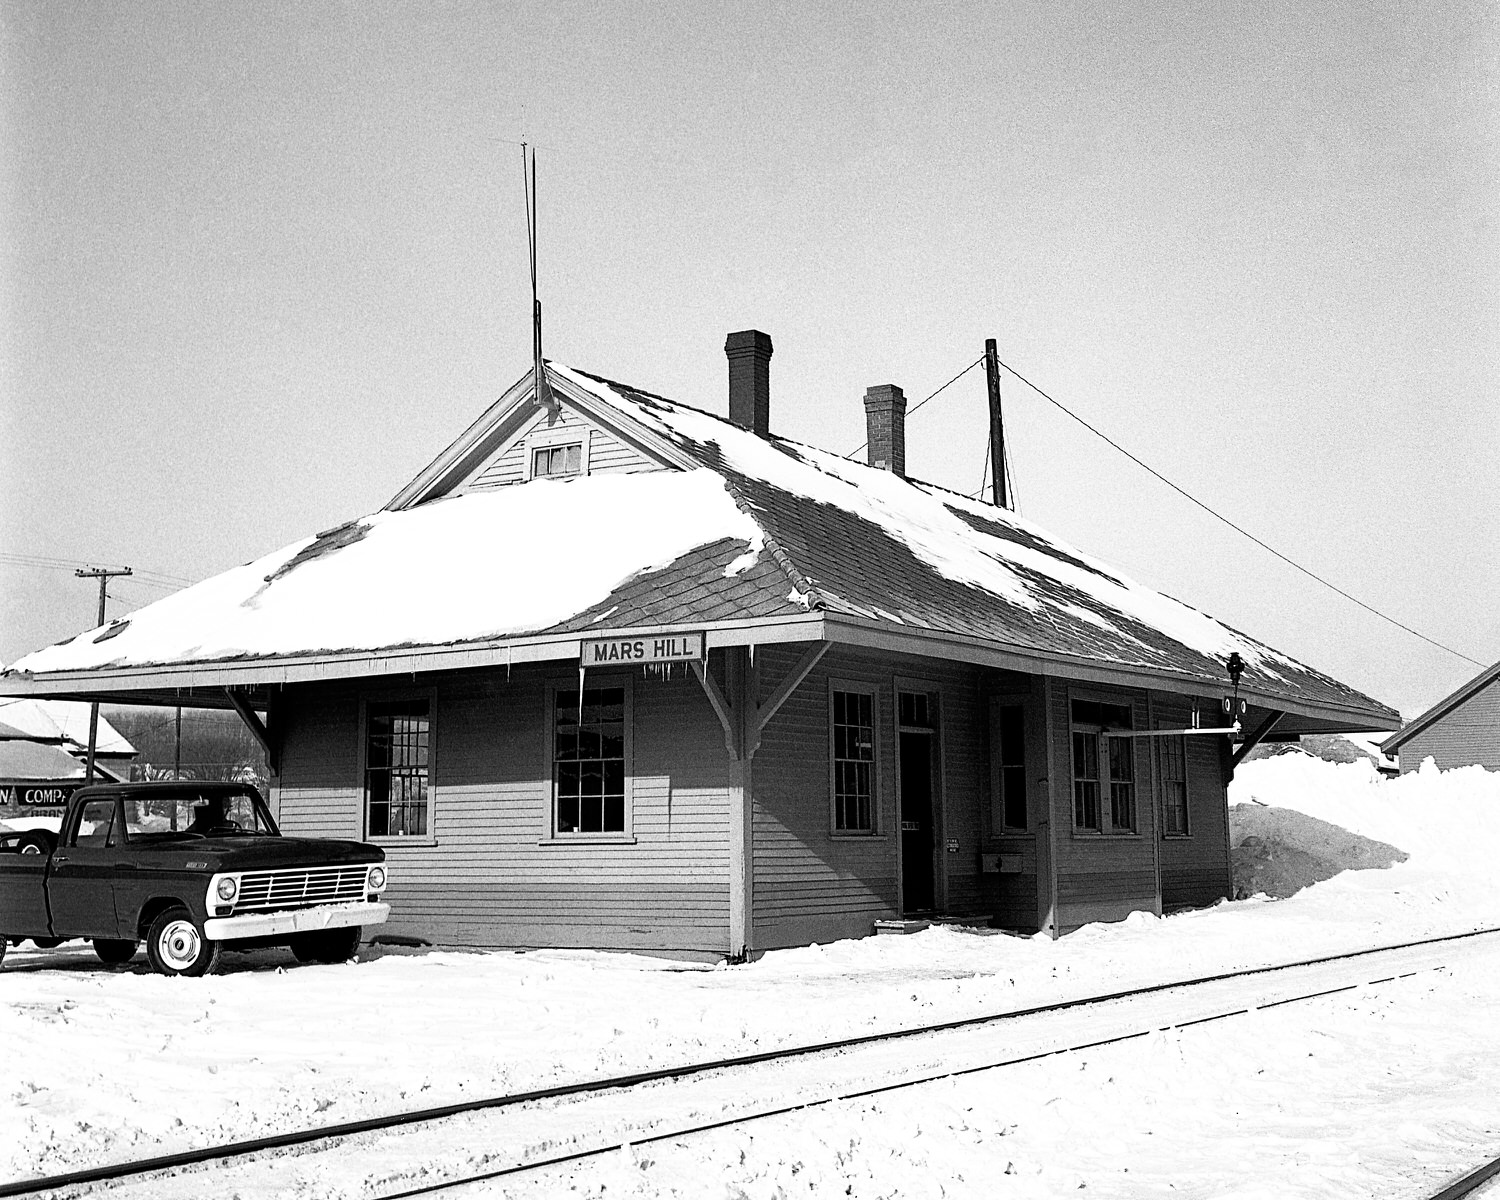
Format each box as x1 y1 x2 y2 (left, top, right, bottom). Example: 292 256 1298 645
580 632 705 666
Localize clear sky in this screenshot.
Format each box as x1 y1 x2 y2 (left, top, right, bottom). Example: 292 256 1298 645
2 0 1496 720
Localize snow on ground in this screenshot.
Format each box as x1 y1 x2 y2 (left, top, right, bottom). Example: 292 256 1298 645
3 756 1499 1196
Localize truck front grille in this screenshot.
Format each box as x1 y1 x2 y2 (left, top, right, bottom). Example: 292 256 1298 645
234 865 369 913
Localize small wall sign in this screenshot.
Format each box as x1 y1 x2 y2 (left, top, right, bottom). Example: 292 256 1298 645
581 632 705 666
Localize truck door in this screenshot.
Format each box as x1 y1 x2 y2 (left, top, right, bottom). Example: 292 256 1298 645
0 840 52 937
47 797 125 938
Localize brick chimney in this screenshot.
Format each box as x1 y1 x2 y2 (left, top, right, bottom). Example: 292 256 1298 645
725 329 773 436
863 384 907 476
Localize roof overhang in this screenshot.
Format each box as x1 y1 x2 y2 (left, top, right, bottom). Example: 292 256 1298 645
0 613 1398 733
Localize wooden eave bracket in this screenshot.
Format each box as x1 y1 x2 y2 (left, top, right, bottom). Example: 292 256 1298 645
1231 709 1284 771
224 687 277 775
690 660 739 758
693 641 829 761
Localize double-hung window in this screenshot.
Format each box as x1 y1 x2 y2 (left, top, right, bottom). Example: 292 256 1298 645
366 699 430 838
1070 698 1136 834
1158 729 1189 836
553 685 628 836
831 686 876 833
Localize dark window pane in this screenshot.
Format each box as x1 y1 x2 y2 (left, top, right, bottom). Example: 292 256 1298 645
554 686 627 835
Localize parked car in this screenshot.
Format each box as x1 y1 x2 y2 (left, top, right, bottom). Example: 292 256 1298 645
0 782 389 975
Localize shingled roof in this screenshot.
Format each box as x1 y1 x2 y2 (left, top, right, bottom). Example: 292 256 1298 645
1 361 1397 731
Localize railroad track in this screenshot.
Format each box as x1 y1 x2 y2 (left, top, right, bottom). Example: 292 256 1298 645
8 925 1500 1200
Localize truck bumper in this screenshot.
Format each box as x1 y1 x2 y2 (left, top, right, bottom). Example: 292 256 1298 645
203 901 390 942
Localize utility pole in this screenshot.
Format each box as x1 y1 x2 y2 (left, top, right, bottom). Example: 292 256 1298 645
75 566 131 783
984 338 1008 509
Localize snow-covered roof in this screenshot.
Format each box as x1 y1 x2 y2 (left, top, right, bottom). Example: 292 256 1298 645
0 738 92 783
2 361 1397 728
0 697 135 756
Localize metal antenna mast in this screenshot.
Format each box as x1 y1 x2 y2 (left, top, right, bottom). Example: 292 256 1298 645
74 566 131 783
522 142 554 412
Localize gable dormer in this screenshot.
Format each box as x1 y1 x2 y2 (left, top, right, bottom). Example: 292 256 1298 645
457 400 660 494
386 364 689 511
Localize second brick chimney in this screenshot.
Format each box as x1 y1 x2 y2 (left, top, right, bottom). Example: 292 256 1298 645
863 384 907 476
725 329 773 436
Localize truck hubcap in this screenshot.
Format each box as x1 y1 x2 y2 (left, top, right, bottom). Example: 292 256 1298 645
158 920 201 969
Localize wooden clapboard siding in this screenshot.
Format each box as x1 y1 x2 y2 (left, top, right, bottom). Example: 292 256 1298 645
1396 682 1500 772
1152 691 1234 910
275 664 731 954
1047 679 1161 932
277 686 361 840
749 645 993 947
750 645 897 948
459 406 659 492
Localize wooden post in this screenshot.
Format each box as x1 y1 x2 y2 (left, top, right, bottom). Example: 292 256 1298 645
74 566 131 784
724 647 756 961
984 338 1008 509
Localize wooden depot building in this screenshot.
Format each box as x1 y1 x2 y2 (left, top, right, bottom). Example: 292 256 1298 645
1 331 1399 959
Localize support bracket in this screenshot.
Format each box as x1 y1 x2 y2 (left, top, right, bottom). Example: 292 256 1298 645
224 688 277 776
1230 710 1284 772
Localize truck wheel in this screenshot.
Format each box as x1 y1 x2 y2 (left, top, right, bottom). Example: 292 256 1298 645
30 937 63 949
290 926 362 964
94 938 138 965
146 907 221 977
18 831 54 855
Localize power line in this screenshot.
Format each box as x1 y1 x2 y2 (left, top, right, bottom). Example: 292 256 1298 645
847 355 985 459
992 354 1486 669
0 552 194 589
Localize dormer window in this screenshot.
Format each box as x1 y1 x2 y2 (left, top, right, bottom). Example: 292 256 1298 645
532 443 582 479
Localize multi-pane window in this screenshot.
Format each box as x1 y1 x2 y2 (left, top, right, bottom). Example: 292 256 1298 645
1158 732 1189 836
532 443 582 478
996 705 1027 831
554 686 626 834
1071 698 1134 834
832 688 875 832
366 700 430 837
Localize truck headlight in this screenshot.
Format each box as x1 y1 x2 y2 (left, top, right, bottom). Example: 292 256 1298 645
367 866 386 891
216 876 239 902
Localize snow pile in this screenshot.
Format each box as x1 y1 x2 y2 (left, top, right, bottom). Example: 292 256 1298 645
1230 805 1407 899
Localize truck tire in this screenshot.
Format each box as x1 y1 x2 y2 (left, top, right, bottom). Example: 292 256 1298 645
94 938 138 965
289 926 362 964
17 830 54 855
146 907 221 977
30 937 63 949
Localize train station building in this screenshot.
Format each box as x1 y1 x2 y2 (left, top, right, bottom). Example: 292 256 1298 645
1 333 1399 958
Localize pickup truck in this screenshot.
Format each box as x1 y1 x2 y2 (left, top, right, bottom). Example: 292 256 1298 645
0 781 389 976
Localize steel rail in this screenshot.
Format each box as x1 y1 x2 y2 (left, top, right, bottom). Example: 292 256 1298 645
375 967 1435 1199
1427 1153 1500 1200
5 923 1500 1199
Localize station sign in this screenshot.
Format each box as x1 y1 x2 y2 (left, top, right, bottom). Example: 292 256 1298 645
580 632 705 666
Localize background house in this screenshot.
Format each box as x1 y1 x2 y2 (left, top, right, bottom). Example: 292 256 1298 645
1 333 1399 958
0 690 136 826
1382 660 1500 773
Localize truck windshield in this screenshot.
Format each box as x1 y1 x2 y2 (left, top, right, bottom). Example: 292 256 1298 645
123 790 278 838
